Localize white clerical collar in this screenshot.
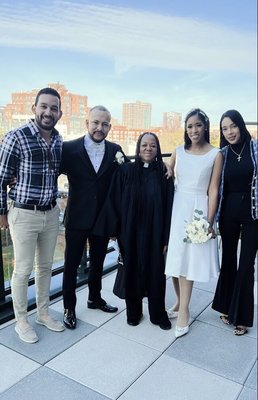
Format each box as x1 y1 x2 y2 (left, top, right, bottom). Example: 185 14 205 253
143 162 149 168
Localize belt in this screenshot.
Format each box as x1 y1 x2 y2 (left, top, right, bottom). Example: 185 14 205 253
13 200 56 212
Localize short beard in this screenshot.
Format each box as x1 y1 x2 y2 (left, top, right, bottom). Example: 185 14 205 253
90 131 105 143
35 116 55 131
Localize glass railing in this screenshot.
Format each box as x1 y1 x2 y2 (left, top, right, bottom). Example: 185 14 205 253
1 126 257 323
0 155 139 323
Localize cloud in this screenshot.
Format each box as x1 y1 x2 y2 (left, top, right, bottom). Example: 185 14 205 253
0 0 256 74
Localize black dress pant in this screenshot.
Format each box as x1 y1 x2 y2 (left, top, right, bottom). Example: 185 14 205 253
212 193 258 327
63 229 109 310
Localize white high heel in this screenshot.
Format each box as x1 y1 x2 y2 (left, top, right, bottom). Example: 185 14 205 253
167 308 179 319
175 325 189 338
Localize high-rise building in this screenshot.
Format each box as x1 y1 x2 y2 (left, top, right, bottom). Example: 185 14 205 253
163 111 182 132
122 101 151 130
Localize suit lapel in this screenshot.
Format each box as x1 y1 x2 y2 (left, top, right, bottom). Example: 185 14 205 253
97 141 115 176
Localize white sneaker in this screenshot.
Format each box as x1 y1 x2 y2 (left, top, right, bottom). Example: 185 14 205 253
15 321 38 344
36 315 65 332
167 308 179 319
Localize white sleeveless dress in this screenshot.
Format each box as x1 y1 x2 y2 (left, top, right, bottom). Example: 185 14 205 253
165 145 220 282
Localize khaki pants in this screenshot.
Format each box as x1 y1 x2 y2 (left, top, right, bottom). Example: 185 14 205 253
8 204 60 321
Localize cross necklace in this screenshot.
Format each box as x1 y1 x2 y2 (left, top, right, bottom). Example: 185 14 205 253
229 142 246 162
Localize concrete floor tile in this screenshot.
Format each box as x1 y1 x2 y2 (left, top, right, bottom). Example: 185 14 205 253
81 289 125 327
165 282 214 320
1 266 256 400
165 278 179 310
238 387 257 400
188 287 214 319
50 286 126 327
119 355 242 400
46 328 160 399
198 305 258 339
101 270 119 292
0 367 109 400
165 321 257 384
0 310 95 364
194 276 218 293
102 303 176 351
0 345 40 394
245 360 257 391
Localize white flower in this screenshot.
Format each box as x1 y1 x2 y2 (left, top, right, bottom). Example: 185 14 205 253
115 151 125 165
183 209 212 244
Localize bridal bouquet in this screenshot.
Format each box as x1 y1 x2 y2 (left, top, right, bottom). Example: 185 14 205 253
183 209 212 244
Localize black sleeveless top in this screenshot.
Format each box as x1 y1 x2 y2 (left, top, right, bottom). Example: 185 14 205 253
222 141 254 221
224 142 253 194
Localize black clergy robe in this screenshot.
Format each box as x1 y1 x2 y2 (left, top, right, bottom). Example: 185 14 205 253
95 161 174 307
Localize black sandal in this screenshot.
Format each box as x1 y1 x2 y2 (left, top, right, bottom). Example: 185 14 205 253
233 326 248 336
220 315 230 325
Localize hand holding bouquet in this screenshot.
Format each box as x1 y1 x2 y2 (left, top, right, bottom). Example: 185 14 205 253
183 209 213 244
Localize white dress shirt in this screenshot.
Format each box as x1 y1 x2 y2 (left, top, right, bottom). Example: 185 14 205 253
84 134 105 173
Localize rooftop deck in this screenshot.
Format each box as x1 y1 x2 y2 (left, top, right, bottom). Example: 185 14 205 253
0 269 257 400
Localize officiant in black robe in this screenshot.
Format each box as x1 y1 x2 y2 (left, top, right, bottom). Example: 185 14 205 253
95 132 174 330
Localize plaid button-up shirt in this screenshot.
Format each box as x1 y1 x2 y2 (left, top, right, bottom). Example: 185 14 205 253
0 119 63 214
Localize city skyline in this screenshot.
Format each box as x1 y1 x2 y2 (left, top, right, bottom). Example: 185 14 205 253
1 81 257 156
0 0 257 126
0 83 177 133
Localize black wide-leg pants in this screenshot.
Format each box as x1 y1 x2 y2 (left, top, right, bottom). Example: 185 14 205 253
125 274 168 324
212 193 258 327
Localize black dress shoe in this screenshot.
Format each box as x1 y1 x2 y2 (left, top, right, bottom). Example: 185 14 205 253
152 319 171 330
127 314 143 326
159 319 171 330
87 300 118 313
63 309 76 329
127 319 140 326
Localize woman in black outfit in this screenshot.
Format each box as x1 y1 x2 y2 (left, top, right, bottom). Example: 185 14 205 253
95 132 174 330
212 110 258 335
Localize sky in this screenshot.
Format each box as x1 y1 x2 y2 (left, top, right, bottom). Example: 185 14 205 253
0 0 257 126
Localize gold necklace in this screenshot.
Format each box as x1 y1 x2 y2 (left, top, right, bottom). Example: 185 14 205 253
229 142 246 162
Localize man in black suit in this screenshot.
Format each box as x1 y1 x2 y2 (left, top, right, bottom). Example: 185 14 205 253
61 105 128 329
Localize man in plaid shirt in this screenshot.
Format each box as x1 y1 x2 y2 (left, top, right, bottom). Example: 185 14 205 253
0 87 64 343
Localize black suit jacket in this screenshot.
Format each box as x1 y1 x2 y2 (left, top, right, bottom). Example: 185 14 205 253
60 136 128 231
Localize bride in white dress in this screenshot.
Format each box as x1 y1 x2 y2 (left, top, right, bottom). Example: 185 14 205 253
165 109 223 338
